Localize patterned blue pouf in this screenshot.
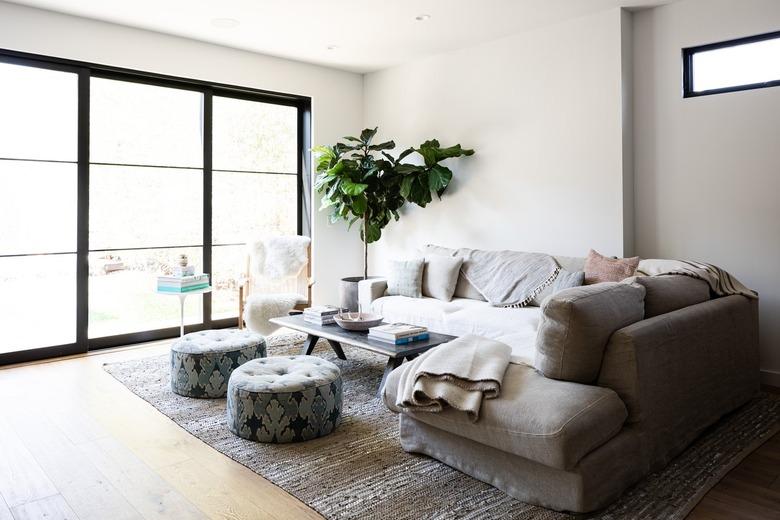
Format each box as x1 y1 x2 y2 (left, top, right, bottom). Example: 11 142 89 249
227 355 342 443
170 329 266 398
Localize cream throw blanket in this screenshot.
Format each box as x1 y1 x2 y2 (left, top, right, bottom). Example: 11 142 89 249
393 335 511 422
638 259 757 299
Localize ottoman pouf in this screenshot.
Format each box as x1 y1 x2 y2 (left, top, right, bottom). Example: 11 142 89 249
227 355 342 443
170 329 266 398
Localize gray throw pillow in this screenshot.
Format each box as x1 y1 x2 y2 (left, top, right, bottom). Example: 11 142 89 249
386 259 424 298
422 256 464 301
530 270 585 306
552 270 585 292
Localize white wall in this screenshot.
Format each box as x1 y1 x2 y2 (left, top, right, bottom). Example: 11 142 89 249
633 0 780 384
363 8 632 275
0 1 365 304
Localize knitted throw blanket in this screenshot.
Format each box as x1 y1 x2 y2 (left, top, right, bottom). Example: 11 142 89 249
638 259 758 299
456 248 560 307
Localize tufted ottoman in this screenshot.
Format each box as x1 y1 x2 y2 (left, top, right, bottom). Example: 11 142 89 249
227 355 342 443
170 329 266 398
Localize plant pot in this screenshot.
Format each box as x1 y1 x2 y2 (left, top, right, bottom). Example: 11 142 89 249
339 276 380 312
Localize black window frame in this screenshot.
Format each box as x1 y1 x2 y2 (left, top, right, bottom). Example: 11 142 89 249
683 30 780 98
0 48 312 365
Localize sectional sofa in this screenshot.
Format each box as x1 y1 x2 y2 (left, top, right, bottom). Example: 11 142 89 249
360 250 760 513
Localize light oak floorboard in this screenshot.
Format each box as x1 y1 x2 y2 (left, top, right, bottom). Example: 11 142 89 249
0 341 321 520
11 494 78 520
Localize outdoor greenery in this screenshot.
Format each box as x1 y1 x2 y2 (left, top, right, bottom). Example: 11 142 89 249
314 127 474 278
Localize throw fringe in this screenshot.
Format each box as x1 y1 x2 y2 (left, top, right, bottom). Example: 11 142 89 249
503 265 561 308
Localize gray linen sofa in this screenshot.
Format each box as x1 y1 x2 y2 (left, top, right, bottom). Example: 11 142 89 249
360 252 760 513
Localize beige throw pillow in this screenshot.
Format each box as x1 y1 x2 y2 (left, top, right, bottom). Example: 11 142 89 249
386 259 424 298
583 249 639 284
422 256 464 301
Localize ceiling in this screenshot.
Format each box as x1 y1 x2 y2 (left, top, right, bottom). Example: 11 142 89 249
7 0 675 73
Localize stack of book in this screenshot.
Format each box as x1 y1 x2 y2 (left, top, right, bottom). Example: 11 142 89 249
368 323 429 345
157 274 210 293
303 305 344 325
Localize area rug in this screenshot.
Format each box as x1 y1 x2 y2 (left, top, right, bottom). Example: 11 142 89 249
104 333 779 520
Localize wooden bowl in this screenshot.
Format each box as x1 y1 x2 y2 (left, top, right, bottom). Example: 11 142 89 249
333 312 383 331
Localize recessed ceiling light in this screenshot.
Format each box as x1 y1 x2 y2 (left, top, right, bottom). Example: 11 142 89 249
415 14 431 21
211 18 240 29
327 45 338 51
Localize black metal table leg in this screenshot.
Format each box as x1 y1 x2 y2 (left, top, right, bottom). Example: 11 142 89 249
327 339 347 360
378 356 405 398
302 334 319 355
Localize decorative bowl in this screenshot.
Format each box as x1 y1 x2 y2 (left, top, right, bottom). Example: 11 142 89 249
333 312 383 331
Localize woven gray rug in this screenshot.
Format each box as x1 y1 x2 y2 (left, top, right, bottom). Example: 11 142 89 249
104 333 779 520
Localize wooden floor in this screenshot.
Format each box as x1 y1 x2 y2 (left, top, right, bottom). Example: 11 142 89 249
0 342 777 520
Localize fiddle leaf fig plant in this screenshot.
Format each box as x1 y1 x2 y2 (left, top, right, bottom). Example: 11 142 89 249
314 127 474 278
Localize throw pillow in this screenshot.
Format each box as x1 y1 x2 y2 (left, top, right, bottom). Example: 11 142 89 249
584 249 639 284
552 269 585 292
530 270 585 306
422 256 464 301
386 259 424 298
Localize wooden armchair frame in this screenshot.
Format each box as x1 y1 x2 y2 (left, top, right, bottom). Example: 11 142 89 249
238 243 313 329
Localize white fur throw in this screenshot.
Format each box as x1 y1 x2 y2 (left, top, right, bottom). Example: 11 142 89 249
243 293 301 335
248 235 311 280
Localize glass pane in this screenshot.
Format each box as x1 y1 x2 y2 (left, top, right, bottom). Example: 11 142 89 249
213 97 297 173
0 62 78 162
212 171 297 244
0 255 76 353
90 78 204 167
0 161 77 255
693 37 780 92
88 247 203 338
90 165 202 250
211 244 244 320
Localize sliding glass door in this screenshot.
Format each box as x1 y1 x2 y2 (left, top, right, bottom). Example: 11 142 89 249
0 50 310 364
88 78 205 339
0 62 79 356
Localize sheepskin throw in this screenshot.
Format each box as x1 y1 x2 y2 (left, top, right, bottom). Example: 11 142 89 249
248 235 311 280
244 293 301 335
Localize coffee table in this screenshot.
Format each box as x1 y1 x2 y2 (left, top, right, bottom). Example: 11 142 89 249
269 314 457 397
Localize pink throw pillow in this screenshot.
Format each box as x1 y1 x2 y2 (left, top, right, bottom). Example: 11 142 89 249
584 249 639 284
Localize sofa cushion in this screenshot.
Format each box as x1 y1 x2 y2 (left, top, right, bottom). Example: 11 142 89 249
535 282 646 384
422 244 486 301
384 362 628 471
422 255 463 302
371 295 539 365
626 275 710 318
584 249 639 284
386 259 424 298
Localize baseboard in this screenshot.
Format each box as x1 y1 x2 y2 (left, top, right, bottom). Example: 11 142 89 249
760 369 780 389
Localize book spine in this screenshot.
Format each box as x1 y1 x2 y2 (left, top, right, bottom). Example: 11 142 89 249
157 284 210 293
370 330 428 340
370 333 429 345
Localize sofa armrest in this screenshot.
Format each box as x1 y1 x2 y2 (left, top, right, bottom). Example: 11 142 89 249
598 295 759 468
358 278 387 312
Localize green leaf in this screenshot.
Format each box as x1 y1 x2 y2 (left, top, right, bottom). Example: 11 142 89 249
397 147 415 162
360 127 378 144
428 164 453 192
364 222 381 243
368 140 395 151
340 181 368 196
343 136 362 142
395 163 425 175
417 146 438 167
351 194 367 215
400 176 414 198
